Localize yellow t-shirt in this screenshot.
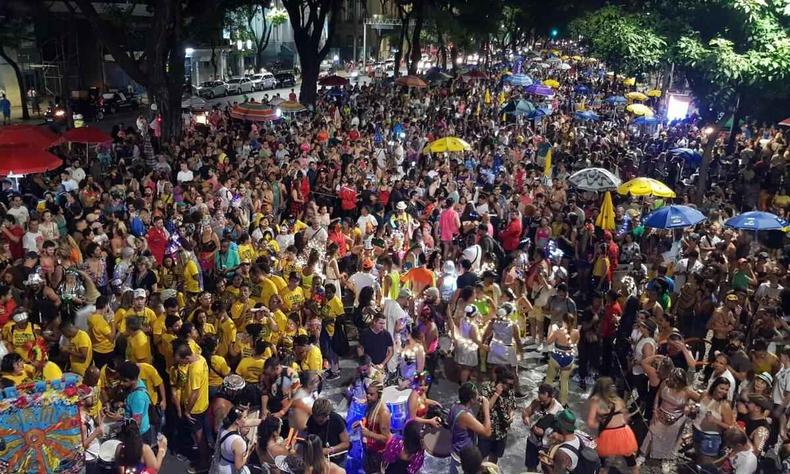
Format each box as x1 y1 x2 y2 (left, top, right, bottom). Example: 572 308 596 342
87 312 115 354
186 356 209 414
151 313 166 346
126 330 152 364
299 344 323 372
120 307 157 334
187 338 202 357
217 318 237 358
138 362 163 405
270 275 287 293
280 286 305 312
207 354 231 388
238 243 256 263
230 300 253 323
159 332 177 368
68 330 93 376
3 322 39 358
183 260 201 294
236 356 267 384
258 277 279 307
322 295 344 337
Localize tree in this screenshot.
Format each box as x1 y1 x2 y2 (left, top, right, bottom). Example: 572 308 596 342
70 0 221 142
0 3 33 120
670 0 790 196
226 1 289 70
281 0 340 105
569 6 667 77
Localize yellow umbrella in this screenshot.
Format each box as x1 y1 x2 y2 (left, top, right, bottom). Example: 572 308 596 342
626 92 648 101
572 55 583 61
278 100 307 113
561 55 570 61
647 89 662 98
423 136 472 153
595 191 617 231
623 77 636 86
550 49 561 55
543 79 560 88
617 177 677 198
626 103 654 116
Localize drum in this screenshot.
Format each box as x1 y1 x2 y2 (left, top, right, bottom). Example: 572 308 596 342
438 335 454 356
422 425 452 458
382 386 410 432
98 439 121 472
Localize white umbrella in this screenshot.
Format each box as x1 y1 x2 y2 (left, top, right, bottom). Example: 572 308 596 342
558 63 572 70
540 63 551 69
568 167 622 191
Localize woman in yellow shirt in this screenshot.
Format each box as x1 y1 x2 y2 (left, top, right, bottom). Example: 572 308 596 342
280 272 305 312
87 298 116 368
200 335 230 397
0 352 31 386
126 317 152 364
180 250 202 298
192 309 216 338
112 289 134 334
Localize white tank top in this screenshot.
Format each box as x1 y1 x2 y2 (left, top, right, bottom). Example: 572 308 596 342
217 429 246 474
632 337 655 375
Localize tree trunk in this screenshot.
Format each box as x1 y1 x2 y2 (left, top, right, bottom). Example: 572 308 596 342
449 46 458 72
0 46 30 120
726 94 743 155
298 50 320 105
437 30 447 70
394 22 407 78
407 0 424 76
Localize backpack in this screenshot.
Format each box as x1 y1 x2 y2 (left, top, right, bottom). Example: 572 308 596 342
559 435 601 474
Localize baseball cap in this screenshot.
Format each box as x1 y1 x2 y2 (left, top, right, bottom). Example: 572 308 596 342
133 288 147 299
552 409 577 434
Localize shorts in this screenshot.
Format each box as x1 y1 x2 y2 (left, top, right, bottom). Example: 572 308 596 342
550 349 574 368
478 436 507 458
185 410 209 434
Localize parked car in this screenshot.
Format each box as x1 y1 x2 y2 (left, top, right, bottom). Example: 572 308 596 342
226 77 254 95
196 81 227 99
274 72 296 87
246 73 276 91
100 91 139 114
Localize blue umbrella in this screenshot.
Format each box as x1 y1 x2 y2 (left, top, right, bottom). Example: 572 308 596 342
514 99 536 116
644 205 706 229
574 85 591 94
670 147 703 167
725 211 787 231
634 116 660 125
574 111 599 122
505 73 533 86
525 84 554 97
604 95 627 105
527 108 550 119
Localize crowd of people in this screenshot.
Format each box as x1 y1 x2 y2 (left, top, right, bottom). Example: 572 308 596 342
0 48 789 474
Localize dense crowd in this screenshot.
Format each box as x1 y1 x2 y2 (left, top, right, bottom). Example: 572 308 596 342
0 51 789 474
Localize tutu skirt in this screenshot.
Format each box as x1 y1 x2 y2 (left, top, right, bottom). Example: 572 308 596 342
596 425 638 458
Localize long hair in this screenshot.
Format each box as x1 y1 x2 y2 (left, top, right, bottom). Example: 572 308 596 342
117 419 143 467
302 434 325 473
365 380 385 427
590 376 618 405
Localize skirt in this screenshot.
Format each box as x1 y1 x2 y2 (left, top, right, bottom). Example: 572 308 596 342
487 341 517 367
454 342 478 367
596 425 638 458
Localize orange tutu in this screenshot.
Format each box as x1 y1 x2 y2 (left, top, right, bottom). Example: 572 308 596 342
596 425 638 458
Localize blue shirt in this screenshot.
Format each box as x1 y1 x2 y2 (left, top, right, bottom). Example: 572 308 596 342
125 380 151 435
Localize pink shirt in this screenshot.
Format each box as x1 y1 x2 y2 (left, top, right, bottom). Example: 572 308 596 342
439 208 460 241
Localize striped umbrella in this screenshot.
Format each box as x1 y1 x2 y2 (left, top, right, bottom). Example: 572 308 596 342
277 100 307 113
524 84 555 97
505 74 533 86
229 102 278 121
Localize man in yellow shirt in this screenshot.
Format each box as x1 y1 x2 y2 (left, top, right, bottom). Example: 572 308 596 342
280 272 305 312
158 315 182 369
61 320 92 376
87 296 116 368
236 339 272 383
294 335 322 373
126 316 152 364
321 284 345 378
214 302 239 361
230 285 254 324
122 289 157 334
138 361 166 411
172 341 210 469
2 310 40 358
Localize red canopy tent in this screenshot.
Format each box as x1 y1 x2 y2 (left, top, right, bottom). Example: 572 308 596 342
779 117 790 127
60 126 112 144
318 75 349 87
0 125 60 149
0 144 63 176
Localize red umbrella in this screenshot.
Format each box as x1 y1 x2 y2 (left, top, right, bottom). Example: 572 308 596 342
779 117 790 127
0 144 63 176
394 75 428 88
60 126 112 144
319 75 349 87
463 70 488 80
0 125 60 149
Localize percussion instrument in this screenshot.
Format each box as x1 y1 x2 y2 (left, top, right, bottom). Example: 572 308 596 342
98 439 121 472
382 386 410 433
422 424 452 458
438 335 454 356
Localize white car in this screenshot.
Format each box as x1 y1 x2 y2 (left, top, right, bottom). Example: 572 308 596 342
226 77 254 95
247 73 276 91
197 80 227 99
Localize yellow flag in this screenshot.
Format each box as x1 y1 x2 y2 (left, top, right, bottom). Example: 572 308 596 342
476 102 481 117
498 91 506 105
484 89 491 104
543 147 553 177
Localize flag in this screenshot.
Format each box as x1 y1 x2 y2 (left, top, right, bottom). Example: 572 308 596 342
498 91 506 105
543 146 553 178
484 89 491 104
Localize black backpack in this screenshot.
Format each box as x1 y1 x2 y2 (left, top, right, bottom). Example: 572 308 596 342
559 435 601 474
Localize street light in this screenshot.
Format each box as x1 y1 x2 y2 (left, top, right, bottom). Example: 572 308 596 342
550 28 559 38
185 47 195 56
